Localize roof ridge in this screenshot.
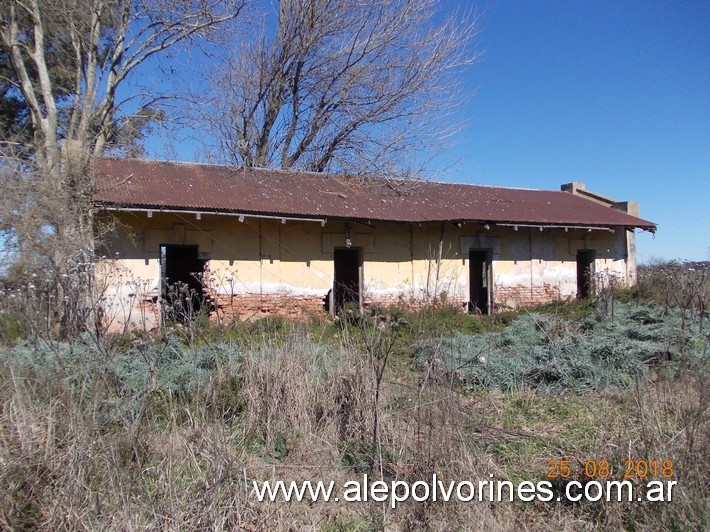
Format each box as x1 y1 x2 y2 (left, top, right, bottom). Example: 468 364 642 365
95 157 656 230
100 156 559 193
101 156 340 178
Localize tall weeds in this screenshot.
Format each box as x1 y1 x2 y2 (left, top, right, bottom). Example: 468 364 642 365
0 262 707 529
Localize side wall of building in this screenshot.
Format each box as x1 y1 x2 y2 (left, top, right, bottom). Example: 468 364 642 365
97 211 634 330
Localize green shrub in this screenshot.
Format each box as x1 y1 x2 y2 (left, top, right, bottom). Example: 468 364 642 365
1 334 242 422
0 311 27 344
414 303 708 393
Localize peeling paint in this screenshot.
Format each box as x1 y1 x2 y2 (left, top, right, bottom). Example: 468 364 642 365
98 212 637 327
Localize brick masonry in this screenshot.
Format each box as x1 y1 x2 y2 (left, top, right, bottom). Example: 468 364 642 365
493 283 569 310
208 292 473 321
211 293 327 321
118 283 572 328
204 283 571 321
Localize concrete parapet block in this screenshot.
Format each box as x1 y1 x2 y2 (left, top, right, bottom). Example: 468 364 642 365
612 201 640 217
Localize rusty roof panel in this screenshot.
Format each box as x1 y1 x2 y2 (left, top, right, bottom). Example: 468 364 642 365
94 158 656 230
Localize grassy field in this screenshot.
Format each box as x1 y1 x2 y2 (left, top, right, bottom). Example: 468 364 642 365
0 271 708 530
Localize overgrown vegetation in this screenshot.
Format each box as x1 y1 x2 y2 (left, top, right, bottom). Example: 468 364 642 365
0 261 708 529
414 302 707 393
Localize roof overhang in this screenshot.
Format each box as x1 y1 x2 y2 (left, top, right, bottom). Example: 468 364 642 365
93 158 658 233
97 203 654 233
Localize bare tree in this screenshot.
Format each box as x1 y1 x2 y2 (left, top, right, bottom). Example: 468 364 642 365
205 0 480 176
1 0 248 172
0 0 248 335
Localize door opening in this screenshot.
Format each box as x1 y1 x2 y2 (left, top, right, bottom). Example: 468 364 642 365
333 248 361 314
469 249 492 314
576 249 596 299
160 245 206 321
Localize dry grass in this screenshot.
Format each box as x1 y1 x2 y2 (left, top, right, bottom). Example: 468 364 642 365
0 310 707 530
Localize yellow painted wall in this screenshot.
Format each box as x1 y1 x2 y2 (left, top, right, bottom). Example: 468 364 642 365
97 211 633 327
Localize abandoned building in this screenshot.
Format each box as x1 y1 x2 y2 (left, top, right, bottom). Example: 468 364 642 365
93 158 656 329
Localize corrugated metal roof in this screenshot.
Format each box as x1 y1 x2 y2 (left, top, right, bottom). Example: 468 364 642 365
94 158 656 230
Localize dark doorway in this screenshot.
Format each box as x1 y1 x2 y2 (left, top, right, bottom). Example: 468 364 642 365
469 249 492 314
576 249 596 299
160 245 206 321
333 248 361 314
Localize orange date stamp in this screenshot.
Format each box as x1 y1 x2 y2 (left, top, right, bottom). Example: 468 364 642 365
546 459 675 480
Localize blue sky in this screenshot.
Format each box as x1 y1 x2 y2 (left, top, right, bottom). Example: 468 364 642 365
150 0 709 262
442 0 709 262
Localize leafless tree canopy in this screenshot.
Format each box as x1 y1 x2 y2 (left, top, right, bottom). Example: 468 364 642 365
0 0 247 333
1 0 248 176
207 0 481 176
0 0 247 232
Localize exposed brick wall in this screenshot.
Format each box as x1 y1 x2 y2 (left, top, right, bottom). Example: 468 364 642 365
209 292 470 321
210 284 571 321
493 283 568 310
131 284 571 327
211 293 327 321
